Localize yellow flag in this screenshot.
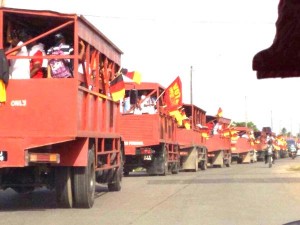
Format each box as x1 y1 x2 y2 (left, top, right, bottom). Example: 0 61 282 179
0 80 6 103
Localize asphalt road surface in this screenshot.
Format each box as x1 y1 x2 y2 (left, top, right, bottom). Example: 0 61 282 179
1 157 300 225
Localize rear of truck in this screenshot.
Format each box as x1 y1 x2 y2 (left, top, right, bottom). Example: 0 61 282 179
119 82 180 175
0 7 124 208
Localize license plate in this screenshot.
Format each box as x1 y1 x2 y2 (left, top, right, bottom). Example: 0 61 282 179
143 155 152 160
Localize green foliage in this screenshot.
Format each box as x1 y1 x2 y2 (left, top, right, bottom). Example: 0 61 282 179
281 127 287 135
232 121 258 131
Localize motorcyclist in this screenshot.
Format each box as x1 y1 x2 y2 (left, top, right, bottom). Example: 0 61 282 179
290 143 297 158
265 134 275 164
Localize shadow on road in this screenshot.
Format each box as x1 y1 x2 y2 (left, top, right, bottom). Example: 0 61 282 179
0 184 109 211
283 220 300 225
147 177 300 185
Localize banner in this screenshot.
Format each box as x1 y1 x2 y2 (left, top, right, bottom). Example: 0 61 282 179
163 76 182 111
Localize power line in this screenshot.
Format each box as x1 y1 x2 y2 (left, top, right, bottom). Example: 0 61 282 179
83 14 274 25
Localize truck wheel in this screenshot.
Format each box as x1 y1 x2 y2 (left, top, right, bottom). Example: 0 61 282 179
226 157 231 167
12 187 35 194
73 149 95 208
55 166 73 208
171 162 179 174
108 152 123 192
268 155 272 168
200 160 207 170
108 168 122 192
162 145 169 176
123 170 130 177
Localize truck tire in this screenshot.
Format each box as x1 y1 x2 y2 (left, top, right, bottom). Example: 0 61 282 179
268 155 272 168
200 160 207 170
12 186 35 194
171 162 179 174
108 152 123 192
226 156 231 167
162 144 169 176
73 148 95 208
55 166 73 208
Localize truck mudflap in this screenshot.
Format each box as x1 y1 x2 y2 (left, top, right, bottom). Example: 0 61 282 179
180 146 207 172
208 150 231 168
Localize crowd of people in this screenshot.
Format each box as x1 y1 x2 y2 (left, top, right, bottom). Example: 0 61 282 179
5 22 80 80
121 91 157 114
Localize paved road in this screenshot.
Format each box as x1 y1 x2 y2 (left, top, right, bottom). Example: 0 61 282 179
1 157 300 225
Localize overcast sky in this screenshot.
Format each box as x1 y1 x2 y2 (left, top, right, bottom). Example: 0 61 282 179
5 0 299 135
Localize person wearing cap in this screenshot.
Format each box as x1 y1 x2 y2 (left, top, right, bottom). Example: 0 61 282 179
46 33 74 78
6 22 30 79
47 33 74 57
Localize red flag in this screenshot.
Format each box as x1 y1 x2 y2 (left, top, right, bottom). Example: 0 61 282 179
109 75 125 102
163 76 182 111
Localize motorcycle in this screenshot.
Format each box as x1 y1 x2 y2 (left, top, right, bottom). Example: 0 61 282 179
291 150 297 159
266 144 273 168
290 144 297 159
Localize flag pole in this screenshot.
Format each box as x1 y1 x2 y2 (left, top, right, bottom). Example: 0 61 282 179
190 66 193 105
154 89 166 104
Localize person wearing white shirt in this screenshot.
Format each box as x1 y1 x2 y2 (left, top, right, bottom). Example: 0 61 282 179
7 29 30 79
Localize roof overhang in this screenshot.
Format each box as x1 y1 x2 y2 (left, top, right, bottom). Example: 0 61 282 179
252 0 300 79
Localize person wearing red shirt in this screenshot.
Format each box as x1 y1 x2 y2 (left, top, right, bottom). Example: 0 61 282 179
28 34 46 78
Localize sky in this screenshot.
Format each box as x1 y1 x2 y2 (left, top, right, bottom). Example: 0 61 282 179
4 0 300 135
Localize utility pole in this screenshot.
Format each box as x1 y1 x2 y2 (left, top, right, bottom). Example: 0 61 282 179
190 66 193 105
271 110 273 131
245 96 248 127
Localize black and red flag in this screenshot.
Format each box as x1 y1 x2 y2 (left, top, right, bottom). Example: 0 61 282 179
109 75 125 102
120 68 141 84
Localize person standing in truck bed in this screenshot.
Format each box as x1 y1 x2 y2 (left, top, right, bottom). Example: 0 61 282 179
6 22 30 79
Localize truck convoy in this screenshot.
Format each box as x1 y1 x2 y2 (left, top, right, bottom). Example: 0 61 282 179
0 7 124 208
1 1 297 209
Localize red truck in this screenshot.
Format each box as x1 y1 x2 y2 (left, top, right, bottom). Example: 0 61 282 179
0 8 124 208
205 115 232 167
177 103 208 171
119 82 180 175
231 127 257 164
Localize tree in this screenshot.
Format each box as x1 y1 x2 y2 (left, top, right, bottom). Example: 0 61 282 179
232 121 258 131
281 127 287 135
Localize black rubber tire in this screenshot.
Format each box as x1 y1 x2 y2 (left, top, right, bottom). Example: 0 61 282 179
226 157 231 167
108 168 122 192
12 187 35 194
162 145 169 176
108 151 123 192
171 162 179 174
268 156 272 168
73 149 95 208
55 166 73 208
123 170 130 176
200 160 207 170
